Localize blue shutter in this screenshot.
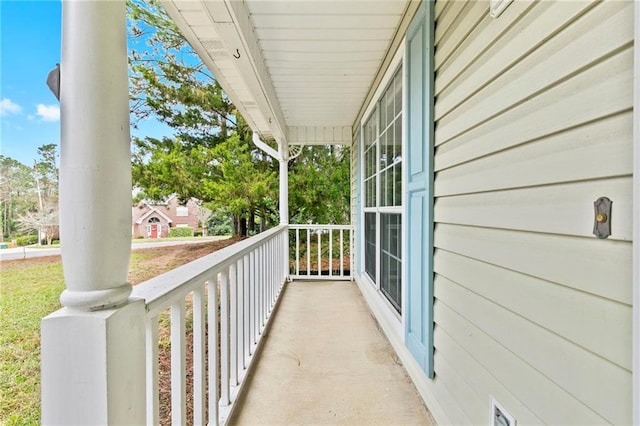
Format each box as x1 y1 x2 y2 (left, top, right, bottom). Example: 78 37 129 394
404 1 435 378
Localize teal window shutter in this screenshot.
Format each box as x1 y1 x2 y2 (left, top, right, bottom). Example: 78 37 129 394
404 0 435 378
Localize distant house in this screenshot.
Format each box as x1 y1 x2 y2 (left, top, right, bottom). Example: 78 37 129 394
132 195 200 238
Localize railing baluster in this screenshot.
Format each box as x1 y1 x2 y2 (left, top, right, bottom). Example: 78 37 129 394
267 239 272 311
170 300 186 425
220 270 230 407
295 228 300 277
258 244 264 331
193 287 206 426
329 229 333 277
340 229 344 277
350 227 354 280
243 254 250 366
133 226 293 426
145 317 159 426
207 278 219 425
264 241 269 313
287 225 352 281
236 258 244 375
306 228 311 276
229 262 238 387
317 229 321 277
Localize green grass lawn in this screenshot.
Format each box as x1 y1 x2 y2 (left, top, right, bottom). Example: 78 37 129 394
0 253 159 425
0 261 64 426
0 239 237 425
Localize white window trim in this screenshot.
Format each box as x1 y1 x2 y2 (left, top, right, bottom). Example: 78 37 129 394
632 2 640 423
359 40 406 326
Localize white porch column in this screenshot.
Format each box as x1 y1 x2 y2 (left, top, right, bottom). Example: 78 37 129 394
41 1 145 424
57 0 132 310
278 141 289 225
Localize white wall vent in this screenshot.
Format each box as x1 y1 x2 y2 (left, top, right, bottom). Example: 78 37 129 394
491 396 516 426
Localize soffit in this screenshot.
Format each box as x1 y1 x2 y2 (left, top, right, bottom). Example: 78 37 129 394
161 0 410 145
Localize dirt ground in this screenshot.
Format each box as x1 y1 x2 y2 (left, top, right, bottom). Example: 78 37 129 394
1 238 242 281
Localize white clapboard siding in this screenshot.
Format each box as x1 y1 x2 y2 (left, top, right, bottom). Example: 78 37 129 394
434 223 632 304
434 326 545 424
431 8 634 423
435 249 632 371
434 1 486 70
434 0 467 45
435 112 633 195
437 2 633 142
434 177 633 240
436 274 631 424
435 49 633 169
432 349 486 421
435 0 598 121
435 0 536 94
428 374 472 425
434 301 610 425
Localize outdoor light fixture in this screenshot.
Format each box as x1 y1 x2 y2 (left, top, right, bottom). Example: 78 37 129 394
46 63 60 101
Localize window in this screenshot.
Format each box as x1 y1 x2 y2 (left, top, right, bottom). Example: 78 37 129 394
176 206 188 217
362 66 403 313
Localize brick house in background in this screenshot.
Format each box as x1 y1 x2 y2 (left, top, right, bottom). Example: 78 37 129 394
132 195 200 238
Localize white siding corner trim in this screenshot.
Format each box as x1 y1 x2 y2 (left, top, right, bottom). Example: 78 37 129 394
633 3 640 424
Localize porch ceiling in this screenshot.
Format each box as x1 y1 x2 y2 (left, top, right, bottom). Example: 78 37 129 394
160 0 411 146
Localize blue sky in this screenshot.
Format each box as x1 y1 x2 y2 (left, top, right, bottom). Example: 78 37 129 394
1 1 62 166
0 0 171 166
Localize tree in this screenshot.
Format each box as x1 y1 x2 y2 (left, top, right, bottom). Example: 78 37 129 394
0 156 36 239
33 143 59 200
288 145 351 225
127 0 278 236
30 144 60 244
195 202 212 236
202 133 277 235
17 199 59 246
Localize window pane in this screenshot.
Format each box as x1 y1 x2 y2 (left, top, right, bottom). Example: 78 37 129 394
365 212 376 282
386 86 394 128
394 68 402 117
380 213 401 312
365 178 374 208
394 119 402 164
393 163 402 206
360 66 403 313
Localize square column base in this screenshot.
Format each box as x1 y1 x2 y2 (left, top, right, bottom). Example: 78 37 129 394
41 299 146 424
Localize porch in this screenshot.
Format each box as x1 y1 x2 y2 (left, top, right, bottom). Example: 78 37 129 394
42 224 431 424
232 279 432 425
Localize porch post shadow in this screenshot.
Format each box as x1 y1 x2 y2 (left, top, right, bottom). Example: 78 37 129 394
41 0 146 424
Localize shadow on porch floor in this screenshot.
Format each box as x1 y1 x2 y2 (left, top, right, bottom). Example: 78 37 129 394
230 280 434 425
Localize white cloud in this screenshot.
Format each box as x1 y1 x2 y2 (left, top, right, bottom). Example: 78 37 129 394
0 98 22 116
36 104 60 122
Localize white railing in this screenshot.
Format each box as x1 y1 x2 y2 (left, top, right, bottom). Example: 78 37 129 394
131 225 288 425
289 224 353 281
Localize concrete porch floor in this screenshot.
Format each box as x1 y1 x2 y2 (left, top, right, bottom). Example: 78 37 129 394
231 280 434 425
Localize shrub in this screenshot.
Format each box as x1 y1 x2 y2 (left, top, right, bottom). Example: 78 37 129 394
16 235 38 246
168 227 193 238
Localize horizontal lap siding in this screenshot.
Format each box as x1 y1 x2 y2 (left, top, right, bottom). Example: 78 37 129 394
432 1 633 424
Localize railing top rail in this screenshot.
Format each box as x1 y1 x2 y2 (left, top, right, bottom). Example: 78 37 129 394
132 225 286 317
288 224 353 230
